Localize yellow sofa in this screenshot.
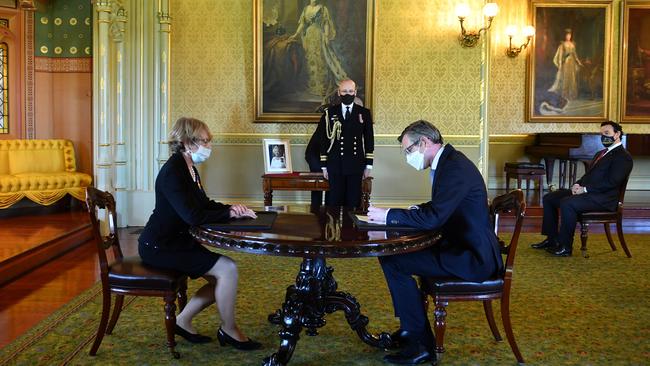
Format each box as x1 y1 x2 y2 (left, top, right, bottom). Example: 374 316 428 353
0 139 92 208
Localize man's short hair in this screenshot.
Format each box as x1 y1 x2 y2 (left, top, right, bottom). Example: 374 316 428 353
398 120 444 145
601 121 624 136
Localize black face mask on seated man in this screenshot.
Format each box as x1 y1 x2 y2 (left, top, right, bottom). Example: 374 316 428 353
340 94 355 105
601 134 615 147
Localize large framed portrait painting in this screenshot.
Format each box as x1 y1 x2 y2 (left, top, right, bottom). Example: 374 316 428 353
254 0 375 123
621 1 650 123
526 1 612 122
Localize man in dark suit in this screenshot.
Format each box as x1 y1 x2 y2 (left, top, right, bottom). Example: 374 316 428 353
317 79 374 208
367 120 503 365
531 121 634 256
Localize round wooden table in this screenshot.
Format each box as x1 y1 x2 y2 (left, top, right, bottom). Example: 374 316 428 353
190 206 441 366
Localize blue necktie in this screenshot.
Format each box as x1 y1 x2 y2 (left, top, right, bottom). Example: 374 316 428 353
430 169 436 186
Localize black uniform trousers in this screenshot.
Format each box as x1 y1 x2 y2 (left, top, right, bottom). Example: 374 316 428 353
541 189 609 247
378 249 449 343
306 154 328 206
326 171 362 208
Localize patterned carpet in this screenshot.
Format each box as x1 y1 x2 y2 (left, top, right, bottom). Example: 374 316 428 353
1 233 649 366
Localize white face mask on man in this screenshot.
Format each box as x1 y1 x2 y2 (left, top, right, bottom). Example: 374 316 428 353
190 145 212 165
406 149 426 170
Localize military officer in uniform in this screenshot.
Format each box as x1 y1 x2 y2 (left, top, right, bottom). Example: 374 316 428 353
318 79 374 208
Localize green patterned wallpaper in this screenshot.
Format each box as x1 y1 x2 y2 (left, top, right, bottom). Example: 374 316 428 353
35 0 92 58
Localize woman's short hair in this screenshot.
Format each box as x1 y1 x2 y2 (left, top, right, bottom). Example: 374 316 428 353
168 117 212 153
398 120 444 145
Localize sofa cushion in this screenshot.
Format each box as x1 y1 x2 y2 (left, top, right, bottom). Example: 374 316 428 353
1 172 92 193
0 151 8 175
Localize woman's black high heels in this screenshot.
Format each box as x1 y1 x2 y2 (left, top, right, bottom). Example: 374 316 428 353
174 324 212 344
217 328 262 351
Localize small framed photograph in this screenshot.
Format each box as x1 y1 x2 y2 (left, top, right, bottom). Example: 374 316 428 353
263 139 292 174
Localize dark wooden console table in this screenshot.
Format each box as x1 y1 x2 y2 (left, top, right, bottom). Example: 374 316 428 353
190 207 440 366
262 173 372 210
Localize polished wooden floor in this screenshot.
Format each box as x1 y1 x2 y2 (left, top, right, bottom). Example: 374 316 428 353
1 191 649 349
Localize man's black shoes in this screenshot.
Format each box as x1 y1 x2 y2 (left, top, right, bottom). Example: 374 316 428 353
383 349 435 365
531 238 556 250
384 330 436 365
548 245 572 257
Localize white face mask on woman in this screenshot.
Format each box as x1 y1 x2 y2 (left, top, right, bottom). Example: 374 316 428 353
190 145 212 165
406 149 426 171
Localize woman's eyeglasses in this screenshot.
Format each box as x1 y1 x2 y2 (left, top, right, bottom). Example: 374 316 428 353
193 138 211 145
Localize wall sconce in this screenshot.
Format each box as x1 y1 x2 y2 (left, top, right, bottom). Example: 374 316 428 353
505 25 535 57
455 2 499 48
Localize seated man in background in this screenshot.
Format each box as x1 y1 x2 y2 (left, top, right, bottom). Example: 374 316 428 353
531 121 634 256
367 120 503 365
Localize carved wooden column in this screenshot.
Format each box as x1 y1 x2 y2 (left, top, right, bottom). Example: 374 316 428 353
112 6 128 225
156 0 171 169
94 0 112 192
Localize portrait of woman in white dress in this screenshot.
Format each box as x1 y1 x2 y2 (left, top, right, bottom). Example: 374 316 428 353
269 145 286 169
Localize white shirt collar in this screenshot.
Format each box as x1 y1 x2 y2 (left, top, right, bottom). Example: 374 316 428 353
430 145 445 170
341 103 354 116
604 141 622 155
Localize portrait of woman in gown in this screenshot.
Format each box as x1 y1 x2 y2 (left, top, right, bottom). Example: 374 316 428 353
548 29 583 101
289 0 348 99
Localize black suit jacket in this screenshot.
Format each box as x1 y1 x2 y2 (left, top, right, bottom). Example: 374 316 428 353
576 144 633 211
317 103 374 175
386 145 503 282
139 153 231 248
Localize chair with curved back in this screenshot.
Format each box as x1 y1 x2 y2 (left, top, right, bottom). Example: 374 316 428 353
418 189 526 364
86 187 188 359
578 173 632 258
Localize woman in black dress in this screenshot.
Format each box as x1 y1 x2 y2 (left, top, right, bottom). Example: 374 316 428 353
138 117 261 350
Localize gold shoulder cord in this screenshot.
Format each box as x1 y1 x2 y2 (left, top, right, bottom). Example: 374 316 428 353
324 109 342 153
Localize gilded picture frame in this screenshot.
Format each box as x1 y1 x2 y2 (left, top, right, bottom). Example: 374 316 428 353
526 1 612 123
254 0 375 123
620 0 650 123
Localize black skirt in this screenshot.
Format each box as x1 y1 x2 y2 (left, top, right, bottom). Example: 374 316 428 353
138 234 222 279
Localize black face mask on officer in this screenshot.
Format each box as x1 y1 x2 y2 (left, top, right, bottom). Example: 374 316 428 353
340 94 355 105
601 134 615 147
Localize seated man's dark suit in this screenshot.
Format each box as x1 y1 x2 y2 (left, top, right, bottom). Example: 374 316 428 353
541 144 633 248
380 144 503 342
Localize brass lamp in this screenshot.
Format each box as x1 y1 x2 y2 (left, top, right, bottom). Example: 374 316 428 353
456 2 499 48
505 25 535 57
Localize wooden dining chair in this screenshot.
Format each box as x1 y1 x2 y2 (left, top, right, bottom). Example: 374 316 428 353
418 189 526 364
578 173 632 258
85 187 188 359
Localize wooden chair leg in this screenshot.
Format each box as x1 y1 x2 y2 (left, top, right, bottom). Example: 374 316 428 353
580 222 590 258
178 280 188 312
164 294 180 359
106 294 124 334
483 300 502 341
433 300 447 356
603 223 617 252
89 288 111 356
616 217 632 258
500 294 525 364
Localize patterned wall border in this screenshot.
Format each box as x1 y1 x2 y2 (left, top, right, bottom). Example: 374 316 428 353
210 134 483 146
34 56 92 72
25 10 34 139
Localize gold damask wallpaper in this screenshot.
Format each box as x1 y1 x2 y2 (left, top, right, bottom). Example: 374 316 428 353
170 0 649 140
170 0 484 138
490 0 650 134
